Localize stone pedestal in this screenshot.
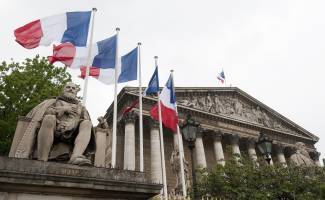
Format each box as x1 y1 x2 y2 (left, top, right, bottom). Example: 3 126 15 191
0 157 161 200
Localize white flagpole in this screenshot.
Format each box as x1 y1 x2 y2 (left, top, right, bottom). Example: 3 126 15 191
155 56 168 199
82 8 97 105
171 70 187 197
138 42 144 172
111 27 120 168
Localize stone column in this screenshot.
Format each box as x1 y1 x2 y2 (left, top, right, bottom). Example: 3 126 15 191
230 134 241 163
246 137 258 163
94 127 109 167
213 131 225 166
275 144 287 167
150 119 162 183
123 112 137 170
195 131 207 168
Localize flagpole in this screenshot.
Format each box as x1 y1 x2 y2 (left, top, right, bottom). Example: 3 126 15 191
155 56 168 199
171 70 187 197
138 42 144 172
82 8 97 105
111 27 120 168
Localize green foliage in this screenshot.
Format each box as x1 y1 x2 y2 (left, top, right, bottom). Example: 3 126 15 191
0 55 71 155
197 154 325 200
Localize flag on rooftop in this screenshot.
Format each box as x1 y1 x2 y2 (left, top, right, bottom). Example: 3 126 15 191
217 69 226 84
150 74 178 133
14 11 91 49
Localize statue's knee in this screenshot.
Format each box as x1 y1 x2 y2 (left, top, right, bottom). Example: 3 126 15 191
41 115 56 128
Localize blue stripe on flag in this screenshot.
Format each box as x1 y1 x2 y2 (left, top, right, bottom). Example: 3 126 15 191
144 67 159 95
61 11 91 46
92 35 117 69
118 47 138 83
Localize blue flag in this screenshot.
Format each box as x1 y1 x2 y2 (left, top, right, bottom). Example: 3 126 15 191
118 47 138 83
144 66 159 95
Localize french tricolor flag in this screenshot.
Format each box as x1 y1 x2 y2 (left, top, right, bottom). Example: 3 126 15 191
79 46 138 85
150 74 179 133
48 35 117 69
14 11 91 49
48 34 138 85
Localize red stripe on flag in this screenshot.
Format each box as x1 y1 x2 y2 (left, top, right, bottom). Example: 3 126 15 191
79 67 100 79
150 102 178 133
14 20 43 49
48 43 76 65
123 100 139 116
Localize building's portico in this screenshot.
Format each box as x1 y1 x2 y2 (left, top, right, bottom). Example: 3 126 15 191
104 87 320 193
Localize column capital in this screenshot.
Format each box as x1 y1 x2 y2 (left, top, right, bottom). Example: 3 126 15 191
123 111 137 124
196 126 204 138
213 131 223 141
274 143 286 153
245 137 257 149
229 134 240 145
149 118 159 129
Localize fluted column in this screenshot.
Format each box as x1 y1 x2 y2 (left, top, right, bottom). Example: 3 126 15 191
230 134 241 163
213 131 225 166
246 137 258 163
123 111 136 170
195 131 207 168
275 144 287 167
150 119 162 183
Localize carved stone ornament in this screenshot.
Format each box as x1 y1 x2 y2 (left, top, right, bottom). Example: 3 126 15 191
289 142 316 166
123 111 137 124
177 93 299 135
169 147 189 196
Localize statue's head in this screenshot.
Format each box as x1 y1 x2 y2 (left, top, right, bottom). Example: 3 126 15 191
62 82 79 99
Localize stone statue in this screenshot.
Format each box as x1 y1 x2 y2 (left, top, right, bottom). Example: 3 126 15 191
289 142 315 166
9 82 95 166
170 146 189 196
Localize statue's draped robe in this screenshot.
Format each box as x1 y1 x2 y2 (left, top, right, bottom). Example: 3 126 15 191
9 98 95 161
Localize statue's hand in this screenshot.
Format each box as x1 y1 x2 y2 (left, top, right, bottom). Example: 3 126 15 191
57 120 76 132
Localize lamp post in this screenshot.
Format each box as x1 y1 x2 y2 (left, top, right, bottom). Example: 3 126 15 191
256 133 273 164
180 114 200 200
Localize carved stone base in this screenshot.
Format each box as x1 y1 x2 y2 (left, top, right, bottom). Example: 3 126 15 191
0 157 161 200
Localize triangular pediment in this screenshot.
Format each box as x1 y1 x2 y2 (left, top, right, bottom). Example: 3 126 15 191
173 87 318 141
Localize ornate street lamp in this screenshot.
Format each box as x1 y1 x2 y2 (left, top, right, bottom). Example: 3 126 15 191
180 114 200 200
256 133 273 164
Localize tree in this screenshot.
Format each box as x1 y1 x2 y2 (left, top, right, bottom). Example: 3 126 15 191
0 55 71 155
197 152 325 200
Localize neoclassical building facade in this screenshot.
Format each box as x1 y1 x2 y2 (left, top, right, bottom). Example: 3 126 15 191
103 87 320 192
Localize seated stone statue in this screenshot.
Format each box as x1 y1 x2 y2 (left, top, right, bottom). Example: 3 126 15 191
9 82 95 166
289 142 315 167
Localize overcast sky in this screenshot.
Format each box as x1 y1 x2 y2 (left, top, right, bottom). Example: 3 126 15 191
1 0 324 163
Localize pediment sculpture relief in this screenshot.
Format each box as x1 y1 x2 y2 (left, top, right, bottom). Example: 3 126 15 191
177 93 298 135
